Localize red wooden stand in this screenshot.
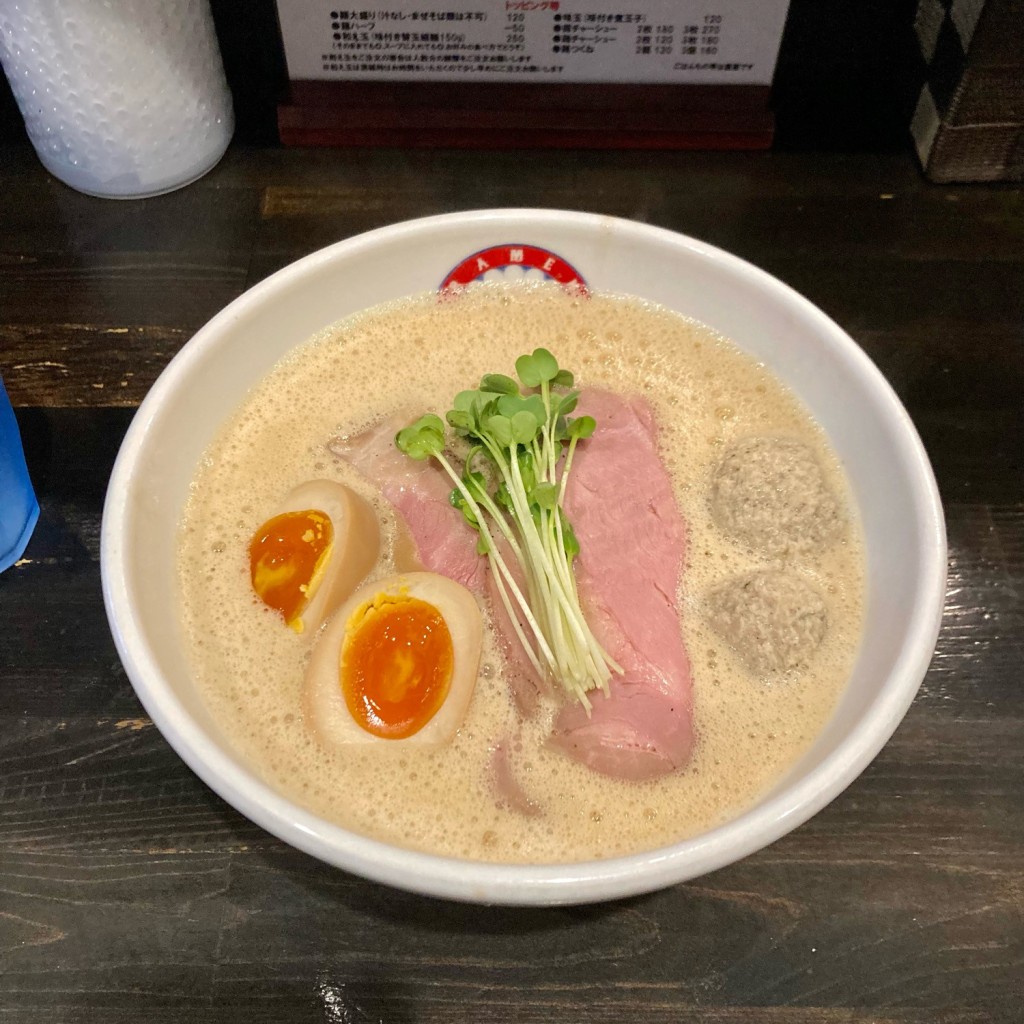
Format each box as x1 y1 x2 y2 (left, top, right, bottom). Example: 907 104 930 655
278 81 774 149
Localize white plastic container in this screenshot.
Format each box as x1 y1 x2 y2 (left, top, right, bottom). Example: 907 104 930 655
102 210 947 905
0 0 234 198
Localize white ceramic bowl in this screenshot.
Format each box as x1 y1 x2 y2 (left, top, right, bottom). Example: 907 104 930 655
101 210 946 905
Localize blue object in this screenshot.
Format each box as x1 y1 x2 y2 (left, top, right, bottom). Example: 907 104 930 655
0 378 39 572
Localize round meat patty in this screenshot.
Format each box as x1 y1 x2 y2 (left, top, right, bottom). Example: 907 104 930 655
705 570 828 675
710 436 842 556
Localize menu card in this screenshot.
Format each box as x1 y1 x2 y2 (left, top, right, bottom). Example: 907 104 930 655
277 1 790 86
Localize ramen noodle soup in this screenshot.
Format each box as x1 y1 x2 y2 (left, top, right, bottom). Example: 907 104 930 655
177 282 865 864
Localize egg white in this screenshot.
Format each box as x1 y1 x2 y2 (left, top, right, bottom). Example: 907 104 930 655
261 479 380 634
304 572 483 749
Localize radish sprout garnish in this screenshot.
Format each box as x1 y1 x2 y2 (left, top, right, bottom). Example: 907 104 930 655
396 348 621 708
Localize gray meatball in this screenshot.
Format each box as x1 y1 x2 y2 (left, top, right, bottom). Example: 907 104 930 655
705 571 828 675
710 437 842 556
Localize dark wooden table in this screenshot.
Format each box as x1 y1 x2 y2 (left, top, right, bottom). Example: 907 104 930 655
1 141 1021 1022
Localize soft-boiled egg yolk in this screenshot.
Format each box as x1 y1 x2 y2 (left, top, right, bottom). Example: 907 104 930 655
305 572 483 749
248 480 381 635
249 510 332 628
342 592 453 739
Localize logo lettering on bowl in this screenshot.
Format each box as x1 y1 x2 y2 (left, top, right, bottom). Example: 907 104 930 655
440 244 587 292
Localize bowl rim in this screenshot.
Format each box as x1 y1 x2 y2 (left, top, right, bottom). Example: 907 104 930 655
101 208 947 905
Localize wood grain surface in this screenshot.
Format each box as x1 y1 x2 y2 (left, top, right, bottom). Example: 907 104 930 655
0 143 1020 1023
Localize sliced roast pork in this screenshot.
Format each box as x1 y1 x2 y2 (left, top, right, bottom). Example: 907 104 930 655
333 390 694 780
552 390 694 780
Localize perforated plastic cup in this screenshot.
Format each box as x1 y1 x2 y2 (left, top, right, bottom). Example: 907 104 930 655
0 0 233 198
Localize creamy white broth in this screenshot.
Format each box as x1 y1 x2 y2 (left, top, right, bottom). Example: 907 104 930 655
176 282 864 863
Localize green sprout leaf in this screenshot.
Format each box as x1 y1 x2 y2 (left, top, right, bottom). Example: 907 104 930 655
449 486 480 529
446 408 472 432
533 481 558 510
480 373 519 396
495 479 514 513
461 470 490 504
560 510 581 559
511 410 540 445
485 414 513 448
497 392 544 425
395 414 445 461
555 390 580 417
515 347 559 388
568 415 596 440
452 389 481 413
516 449 536 493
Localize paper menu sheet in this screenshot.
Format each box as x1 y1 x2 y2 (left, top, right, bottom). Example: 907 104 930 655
277 1 790 85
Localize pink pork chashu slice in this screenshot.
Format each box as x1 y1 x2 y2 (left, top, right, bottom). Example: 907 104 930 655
552 389 694 780
331 390 694 780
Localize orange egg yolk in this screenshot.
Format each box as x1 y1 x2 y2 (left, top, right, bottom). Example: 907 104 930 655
341 593 454 739
249 509 333 630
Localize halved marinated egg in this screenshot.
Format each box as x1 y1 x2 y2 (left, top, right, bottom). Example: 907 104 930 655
305 572 483 748
249 479 380 634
